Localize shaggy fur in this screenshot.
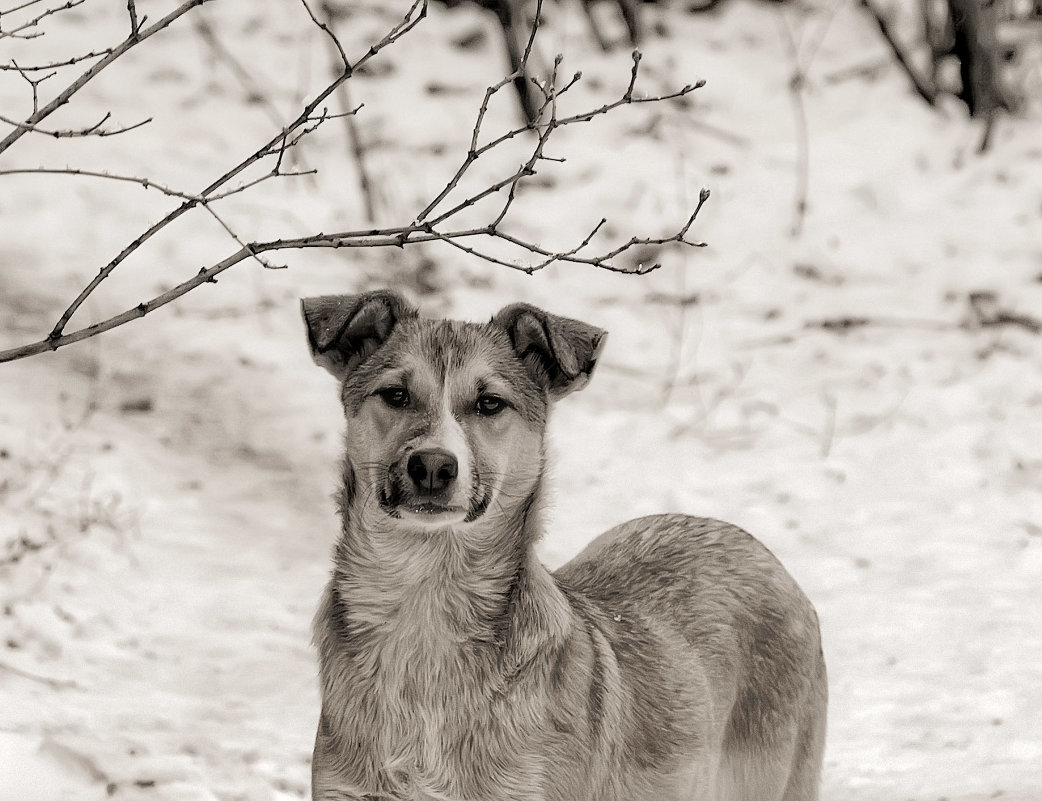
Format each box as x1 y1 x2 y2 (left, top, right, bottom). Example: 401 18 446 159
302 290 827 801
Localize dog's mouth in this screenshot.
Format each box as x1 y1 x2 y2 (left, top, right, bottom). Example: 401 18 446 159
402 500 464 516
378 482 492 525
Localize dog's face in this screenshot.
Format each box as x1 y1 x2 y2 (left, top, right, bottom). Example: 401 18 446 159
302 291 606 534
341 319 547 529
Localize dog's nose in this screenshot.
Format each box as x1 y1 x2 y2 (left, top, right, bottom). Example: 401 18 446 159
406 449 458 493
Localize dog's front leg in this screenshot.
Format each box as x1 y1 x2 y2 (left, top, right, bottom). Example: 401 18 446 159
311 718 374 801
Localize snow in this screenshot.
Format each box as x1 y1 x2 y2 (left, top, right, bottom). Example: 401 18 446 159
2 0 1041 799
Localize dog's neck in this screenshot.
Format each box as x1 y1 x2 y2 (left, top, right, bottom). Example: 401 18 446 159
320 478 574 796
330 476 572 677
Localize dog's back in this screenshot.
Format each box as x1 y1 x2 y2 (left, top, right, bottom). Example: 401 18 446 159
553 514 827 801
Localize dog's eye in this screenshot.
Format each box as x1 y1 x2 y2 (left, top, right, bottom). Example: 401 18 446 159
475 395 507 416
376 387 410 408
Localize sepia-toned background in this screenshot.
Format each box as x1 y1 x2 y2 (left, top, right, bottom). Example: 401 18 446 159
2 0 1041 798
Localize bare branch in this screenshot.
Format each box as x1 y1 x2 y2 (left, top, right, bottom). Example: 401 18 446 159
553 59 703 126
42 0 426 341
9 59 56 113
0 50 112 71
859 0 938 107
431 234 535 271
0 178 706 362
413 77 512 225
308 0 350 71
317 1 379 222
126 0 139 38
0 167 199 198
0 166 316 202
1 248 266 363
414 0 555 226
0 0 214 155
0 0 710 365
490 216 610 274
520 0 542 68
1 0 50 15
201 204 286 271
206 168 319 202
418 47 702 237
0 167 303 274
0 110 152 139
0 0 84 40
466 188 708 273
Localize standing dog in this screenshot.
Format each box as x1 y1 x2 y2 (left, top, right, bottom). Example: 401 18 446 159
303 290 827 801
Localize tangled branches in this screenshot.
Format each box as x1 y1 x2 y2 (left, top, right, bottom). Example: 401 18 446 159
0 0 709 364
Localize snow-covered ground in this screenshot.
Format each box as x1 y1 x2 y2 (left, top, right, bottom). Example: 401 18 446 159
2 0 1041 798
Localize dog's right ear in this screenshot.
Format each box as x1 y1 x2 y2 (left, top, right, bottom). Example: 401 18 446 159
301 290 417 380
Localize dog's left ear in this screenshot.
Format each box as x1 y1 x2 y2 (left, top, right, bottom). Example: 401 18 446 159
301 290 417 380
493 303 607 398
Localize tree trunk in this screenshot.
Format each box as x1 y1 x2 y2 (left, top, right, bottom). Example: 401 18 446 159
946 0 1008 118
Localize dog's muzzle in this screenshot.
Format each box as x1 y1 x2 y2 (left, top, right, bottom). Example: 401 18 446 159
379 450 492 524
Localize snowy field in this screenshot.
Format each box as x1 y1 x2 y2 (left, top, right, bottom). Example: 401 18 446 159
2 0 1041 798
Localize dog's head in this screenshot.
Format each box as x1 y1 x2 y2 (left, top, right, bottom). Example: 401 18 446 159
302 290 606 532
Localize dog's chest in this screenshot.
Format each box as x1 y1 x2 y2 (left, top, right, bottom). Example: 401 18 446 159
347 641 538 801
331 582 538 799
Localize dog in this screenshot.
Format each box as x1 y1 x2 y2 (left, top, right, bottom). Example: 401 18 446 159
302 290 827 801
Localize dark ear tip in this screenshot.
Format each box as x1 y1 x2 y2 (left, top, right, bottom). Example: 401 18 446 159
300 295 317 328
493 301 606 397
490 303 533 337
591 328 608 360
300 290 418 379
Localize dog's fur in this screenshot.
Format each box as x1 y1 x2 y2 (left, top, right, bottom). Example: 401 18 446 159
302 290 827 801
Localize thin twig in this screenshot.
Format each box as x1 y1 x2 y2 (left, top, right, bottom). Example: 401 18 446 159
0 0 712 364
0 0 214 155
432 235 532 270
1 27 43 40
126 0 139 38
0 166 316 202
0 50 112 71
10 59 56 113
0 167 199 197
201 203 286 270
317 1 379 223
1 0 50 15
0 658 80 689
0 0 84 40
44 0 427 340
554 73 703 125
524 216 608 271
777 12 810 238
194 13 286 129
859 0 939 107
0 110 152 139
414 66 545 224
414 0 557 225
0 185 705 363
420 51 701 233
307 0 350 70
